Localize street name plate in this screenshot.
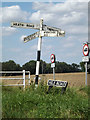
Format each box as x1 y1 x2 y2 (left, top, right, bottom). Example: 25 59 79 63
11 22 40 30
82 56 89 62
47 80 68 87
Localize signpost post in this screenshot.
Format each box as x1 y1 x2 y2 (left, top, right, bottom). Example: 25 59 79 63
35 18 43 86
85 62 87 85
82 42 89 86
11 18 65 86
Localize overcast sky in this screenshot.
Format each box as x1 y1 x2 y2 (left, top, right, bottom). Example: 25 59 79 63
0 0 89 66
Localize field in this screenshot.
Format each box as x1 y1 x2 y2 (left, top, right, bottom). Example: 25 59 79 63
1 72 89 87
31 72 90 87
1 72 90 119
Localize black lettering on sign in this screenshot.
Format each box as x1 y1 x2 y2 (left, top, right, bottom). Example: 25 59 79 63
48 80 67 87
26 24 34 27
56 81 60 86
13 23 17 26
48 80 53 86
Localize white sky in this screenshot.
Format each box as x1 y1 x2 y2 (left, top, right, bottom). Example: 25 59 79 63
0 0 89 65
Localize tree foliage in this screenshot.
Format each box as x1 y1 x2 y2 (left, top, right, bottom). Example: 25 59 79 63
0 60 83 75
80 62 85 72
2 60 22 71
22 60 36 74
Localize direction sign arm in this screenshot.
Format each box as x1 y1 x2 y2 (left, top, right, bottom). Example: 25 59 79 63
42 24 65 37
43 24 65 34
40 30 65 37
57 30 65 37
43 24 61 31
24 31 40 43
11 22 40 30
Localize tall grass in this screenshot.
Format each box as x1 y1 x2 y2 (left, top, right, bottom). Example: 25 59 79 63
2 83 89 119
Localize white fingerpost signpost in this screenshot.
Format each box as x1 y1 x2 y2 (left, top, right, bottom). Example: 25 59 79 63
11 18 65 86
50 54 56 80
82 42 89 86
35 18 43 86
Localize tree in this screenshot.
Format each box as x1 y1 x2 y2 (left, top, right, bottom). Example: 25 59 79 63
45 63 52 74
2 60 22 71
80 62 85 72
55 62 81 73
87 61 90 73
71 63 80 72
0 62 2 70
39 60 47 74
22 60 36 74
1 59 82 74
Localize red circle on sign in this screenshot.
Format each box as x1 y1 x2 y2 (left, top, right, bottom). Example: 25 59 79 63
83 44 89 56
50 54 55 63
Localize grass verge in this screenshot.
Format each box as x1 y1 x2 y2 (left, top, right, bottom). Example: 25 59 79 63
2 83 89 119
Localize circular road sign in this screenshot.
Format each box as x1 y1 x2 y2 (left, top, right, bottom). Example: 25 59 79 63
83 44 89 56
50 54 55 63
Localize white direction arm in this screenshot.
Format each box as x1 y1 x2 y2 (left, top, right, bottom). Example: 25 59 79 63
24 31 40 43
11 22 40 30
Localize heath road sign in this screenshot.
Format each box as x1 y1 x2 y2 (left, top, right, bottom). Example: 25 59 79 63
11 22 40 30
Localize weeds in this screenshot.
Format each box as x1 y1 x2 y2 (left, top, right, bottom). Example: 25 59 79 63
2 83 89 119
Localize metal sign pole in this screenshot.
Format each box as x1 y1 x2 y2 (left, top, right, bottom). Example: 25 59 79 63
82 42 89 86
53 67 55 80
85 62 87 86
35 18 43 86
